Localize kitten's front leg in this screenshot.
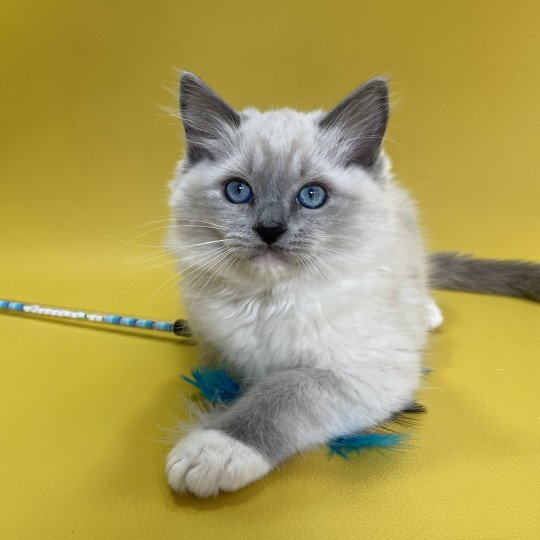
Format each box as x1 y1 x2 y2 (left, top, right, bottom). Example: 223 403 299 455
167 367 395 497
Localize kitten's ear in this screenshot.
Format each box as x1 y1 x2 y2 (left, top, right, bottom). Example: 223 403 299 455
179 72 241 164
319 77 389 168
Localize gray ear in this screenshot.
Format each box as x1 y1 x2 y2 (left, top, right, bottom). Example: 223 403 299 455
180 72 241 164
319 77 389 168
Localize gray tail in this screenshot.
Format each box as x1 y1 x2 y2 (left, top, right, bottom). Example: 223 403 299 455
429 252 540 302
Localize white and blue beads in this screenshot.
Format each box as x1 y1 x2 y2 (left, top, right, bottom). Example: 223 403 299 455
0 299 175 333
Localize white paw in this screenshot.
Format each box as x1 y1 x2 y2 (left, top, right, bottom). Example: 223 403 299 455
166 428 271 497
427 297 443 330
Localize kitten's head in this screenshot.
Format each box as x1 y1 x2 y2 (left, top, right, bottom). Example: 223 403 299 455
169 73 391 285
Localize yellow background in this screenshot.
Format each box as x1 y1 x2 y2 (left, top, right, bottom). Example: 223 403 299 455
1 1 539 538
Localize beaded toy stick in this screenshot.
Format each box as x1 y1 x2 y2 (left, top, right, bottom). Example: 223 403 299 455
0 299 191 337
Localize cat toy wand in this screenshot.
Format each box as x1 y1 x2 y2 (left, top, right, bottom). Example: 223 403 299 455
0 299 191 337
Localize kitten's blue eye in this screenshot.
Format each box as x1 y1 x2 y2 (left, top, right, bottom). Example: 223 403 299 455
296 184 327 209
224 179 253 204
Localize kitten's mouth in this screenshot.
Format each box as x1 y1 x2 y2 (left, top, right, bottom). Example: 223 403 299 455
249 246 288 264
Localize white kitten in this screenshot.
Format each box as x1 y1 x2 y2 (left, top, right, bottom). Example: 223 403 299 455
165 73 539 497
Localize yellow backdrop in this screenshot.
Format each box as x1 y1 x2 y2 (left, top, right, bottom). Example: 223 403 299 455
1 1 538 538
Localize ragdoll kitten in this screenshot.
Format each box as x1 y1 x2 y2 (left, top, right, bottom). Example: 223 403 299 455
165 73 540 497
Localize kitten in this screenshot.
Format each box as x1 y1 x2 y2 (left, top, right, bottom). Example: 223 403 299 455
165 73 539 497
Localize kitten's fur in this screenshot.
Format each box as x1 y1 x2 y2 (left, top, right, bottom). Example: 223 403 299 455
166 73 539 497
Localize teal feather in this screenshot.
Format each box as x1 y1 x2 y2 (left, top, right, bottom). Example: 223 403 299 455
181 368 241 403
327 432 409 459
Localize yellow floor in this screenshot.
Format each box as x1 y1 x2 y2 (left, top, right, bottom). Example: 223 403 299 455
1 1 538 538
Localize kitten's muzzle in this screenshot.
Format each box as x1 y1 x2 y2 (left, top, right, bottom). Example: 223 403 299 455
253 223 287 245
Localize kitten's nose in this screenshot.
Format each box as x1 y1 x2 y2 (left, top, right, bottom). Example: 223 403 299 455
253 223 287 245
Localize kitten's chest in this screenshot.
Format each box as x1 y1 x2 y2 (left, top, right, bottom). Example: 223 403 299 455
192 287 337 377
186 272 424 379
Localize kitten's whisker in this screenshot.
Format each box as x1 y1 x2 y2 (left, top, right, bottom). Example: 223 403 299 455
176 239 225 250
122 257 175 275
175 218 230 230
108 218 228 250
119 225 174 244
179 246 228 261
105 236 170 249
217 254 242 295
184 251 231 301
176 225 229 232
204 253 237 297
316 246 355 258
306 253 329 281
177 247 227 280
194 252 238 310
298 254 320 283
298 252 320 282
178 248 230 281
109 218 175 237
304 252 328 281
113 249 172 267
185 253 229 293
316 245 363 262
148 270 183 305
149 248 227 304
222 254 243 295
313 253 344 280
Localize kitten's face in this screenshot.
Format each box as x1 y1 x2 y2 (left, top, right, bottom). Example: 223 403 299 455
169 74 390 284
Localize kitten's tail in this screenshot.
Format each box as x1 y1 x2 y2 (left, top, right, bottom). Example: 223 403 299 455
429 252 540 302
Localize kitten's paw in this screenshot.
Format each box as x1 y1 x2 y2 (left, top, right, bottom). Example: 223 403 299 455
166 428 271 497
427 298 443 330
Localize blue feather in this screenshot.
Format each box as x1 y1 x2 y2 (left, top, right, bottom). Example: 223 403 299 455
180 368 241 403
327 432 409 459
181 367 411 459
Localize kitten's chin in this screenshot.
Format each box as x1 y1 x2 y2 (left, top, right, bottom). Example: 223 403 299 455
250 248 286 264
247 247 292 277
